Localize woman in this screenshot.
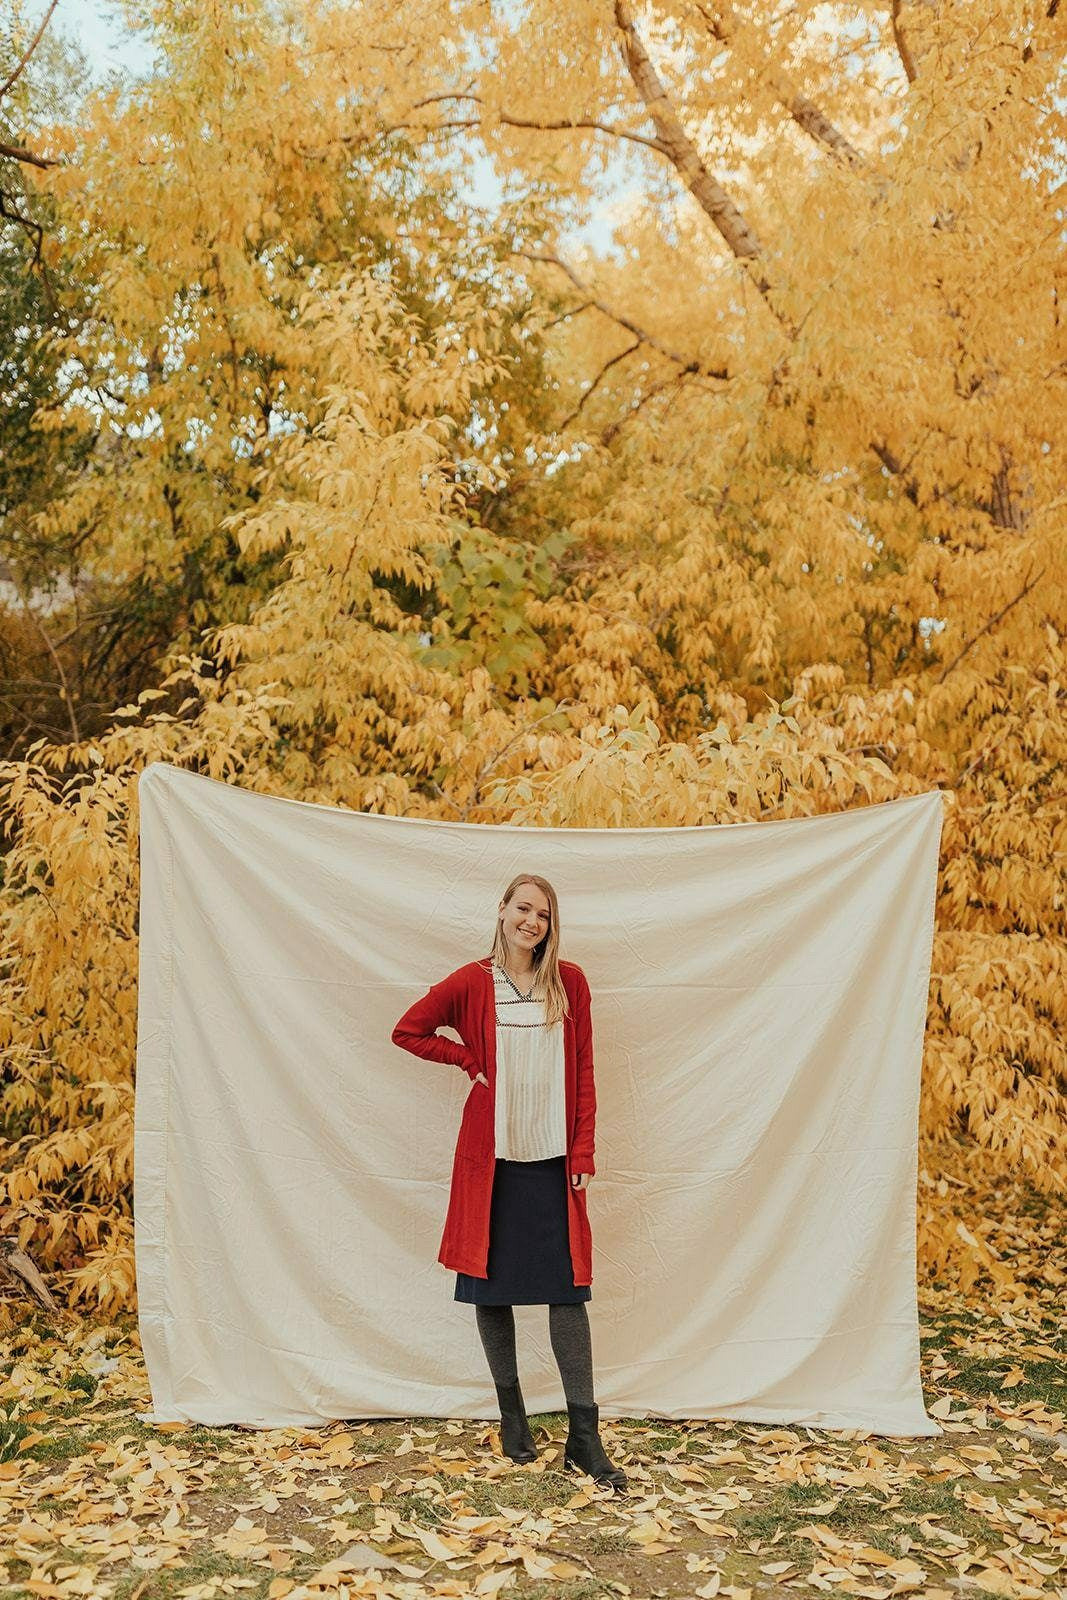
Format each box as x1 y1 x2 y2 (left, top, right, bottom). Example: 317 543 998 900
390 873 627 1490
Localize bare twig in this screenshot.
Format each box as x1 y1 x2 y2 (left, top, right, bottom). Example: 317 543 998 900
936 566 1046 685
11 577 81 742
432 700 581 822
544 300 593 330
600 370 692 446
516 249 728 379
558 338 642 431
405 90 669 155
953 723 1015 789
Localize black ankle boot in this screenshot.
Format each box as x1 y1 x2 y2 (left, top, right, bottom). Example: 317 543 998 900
563 1400 628 1490
494 1378 538 1462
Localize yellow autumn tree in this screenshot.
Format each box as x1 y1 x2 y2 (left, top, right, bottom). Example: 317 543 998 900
0 0 1063 1317
350 0 1067 1284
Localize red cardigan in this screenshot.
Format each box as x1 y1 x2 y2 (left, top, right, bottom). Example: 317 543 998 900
391 956 597 1283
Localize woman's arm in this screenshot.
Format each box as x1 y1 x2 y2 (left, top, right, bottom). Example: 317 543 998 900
571 969 597 1177
391 975 480 1080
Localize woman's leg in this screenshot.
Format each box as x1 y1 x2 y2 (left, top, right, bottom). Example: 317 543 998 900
550 1303 627 1488
476 1304 537 1459
474 1303 518 1385
547 1302 595 1405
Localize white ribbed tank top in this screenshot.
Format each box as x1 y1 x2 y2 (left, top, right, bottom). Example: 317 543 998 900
492 962 567 1161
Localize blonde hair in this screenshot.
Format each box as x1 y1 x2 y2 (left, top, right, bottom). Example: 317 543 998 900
489 873 570 1026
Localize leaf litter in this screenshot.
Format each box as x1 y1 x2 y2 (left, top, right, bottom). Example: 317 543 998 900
0 1196 1063 1600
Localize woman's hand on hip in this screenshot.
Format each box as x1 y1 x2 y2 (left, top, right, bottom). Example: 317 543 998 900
474 1071 488 1086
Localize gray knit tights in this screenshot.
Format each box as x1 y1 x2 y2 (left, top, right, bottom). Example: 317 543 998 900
474 1303 595 1406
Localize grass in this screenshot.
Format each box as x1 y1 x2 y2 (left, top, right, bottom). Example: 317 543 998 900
1 1231 1064 1599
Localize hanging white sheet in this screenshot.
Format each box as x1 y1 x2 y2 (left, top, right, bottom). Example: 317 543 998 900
134 761 944 1435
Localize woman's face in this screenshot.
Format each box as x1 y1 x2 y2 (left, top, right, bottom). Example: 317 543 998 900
499 883 551 953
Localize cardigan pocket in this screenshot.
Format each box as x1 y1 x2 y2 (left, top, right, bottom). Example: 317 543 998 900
458 1090 493 1159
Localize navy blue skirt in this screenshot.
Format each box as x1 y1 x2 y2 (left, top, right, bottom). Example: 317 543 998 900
454 1154 592 1305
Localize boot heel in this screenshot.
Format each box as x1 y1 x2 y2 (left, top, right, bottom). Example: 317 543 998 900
494 1378 538 1462
563 1400 628 1490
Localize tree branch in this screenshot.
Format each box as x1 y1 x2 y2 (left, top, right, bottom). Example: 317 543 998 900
544 299 593 329
516 248 729 379
557 338 642 431
890 0 920 85
0 140 57 169
0 0 59 101
405 91 669 155
613 0 791 326
691 1 865 169
12 583 81 743
936 565 1046 685
0 188 44 262
600 370 693 446
431 700 582 821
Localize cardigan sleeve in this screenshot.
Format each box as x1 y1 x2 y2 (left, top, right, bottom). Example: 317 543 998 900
391 974 480 1080
571 969 597 1176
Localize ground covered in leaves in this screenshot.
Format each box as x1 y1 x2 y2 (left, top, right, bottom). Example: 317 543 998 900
1 1194 1063 1600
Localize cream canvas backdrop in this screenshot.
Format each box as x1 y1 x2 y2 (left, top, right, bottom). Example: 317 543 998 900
134 761 944 1435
